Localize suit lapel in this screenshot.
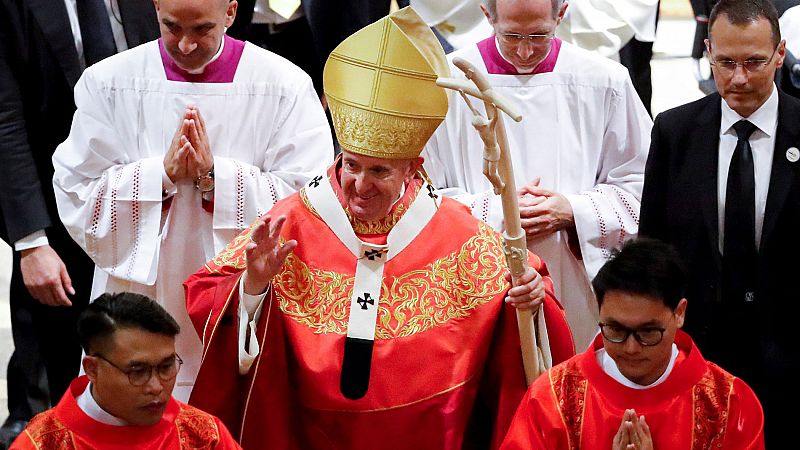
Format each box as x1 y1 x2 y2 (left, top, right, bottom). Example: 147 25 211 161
28 0 82 87
696 94 723 266
117 0 160 48
761 91 800 248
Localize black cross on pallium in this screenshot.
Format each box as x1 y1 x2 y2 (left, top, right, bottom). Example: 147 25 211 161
364 249 384 260
357 293 375 310
309 175 323 188
426 184 438 200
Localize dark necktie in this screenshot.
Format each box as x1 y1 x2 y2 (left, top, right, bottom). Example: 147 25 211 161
76 0 118 67
723 119 758 303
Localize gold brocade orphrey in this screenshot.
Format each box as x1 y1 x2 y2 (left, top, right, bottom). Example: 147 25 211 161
275 222 509 338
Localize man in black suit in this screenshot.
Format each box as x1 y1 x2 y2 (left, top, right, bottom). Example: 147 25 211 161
640 0 799 444
0 0 158 446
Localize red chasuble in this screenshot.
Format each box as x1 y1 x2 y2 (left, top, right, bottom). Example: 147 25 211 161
500 331 765 450
10 376 240 450
185 166 575 450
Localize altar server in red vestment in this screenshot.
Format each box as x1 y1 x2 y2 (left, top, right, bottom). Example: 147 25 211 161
185 7 575 450
11 292 240 450
500 238 764 450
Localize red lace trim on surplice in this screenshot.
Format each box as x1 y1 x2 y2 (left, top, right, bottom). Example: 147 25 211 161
691 365 735 450
550 362 588 450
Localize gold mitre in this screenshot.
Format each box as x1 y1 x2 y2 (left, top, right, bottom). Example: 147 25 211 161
323 7 450 159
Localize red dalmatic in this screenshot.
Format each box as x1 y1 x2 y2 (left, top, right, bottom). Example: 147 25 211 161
501 331 765 450
11 376 240 450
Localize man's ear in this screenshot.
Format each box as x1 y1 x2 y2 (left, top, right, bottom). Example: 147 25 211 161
83 356 99 383
407 157 425 180
225 0 238 28
674 298 688 328
557 0 569 22
775 39 786 69
479 3 493 25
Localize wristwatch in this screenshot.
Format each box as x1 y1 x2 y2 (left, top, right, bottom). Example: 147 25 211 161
194 167 215 193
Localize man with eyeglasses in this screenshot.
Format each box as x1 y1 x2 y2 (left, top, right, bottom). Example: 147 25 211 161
500 238 764 450
9 292 241 449
423 0 652 352
640 0 800 445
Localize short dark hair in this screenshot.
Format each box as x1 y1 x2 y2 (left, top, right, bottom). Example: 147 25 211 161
78 292 180 354
592 238 687 310
709 0 781 47
484 0 564 21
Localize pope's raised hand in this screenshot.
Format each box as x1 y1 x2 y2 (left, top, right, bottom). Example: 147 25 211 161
243 216 297 295
504 266 545 310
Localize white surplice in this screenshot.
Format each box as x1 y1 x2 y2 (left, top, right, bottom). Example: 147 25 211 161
53 40 333 400
557 0 660 57
422 41 652 350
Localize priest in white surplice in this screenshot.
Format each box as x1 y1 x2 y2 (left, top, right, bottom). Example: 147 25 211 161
422 0 652 351
52 0 333 401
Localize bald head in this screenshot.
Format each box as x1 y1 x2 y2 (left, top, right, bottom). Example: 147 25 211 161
154 0 238 71
483 0 565 21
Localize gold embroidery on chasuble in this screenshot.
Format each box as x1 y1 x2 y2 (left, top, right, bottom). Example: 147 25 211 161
24 414 75 450
204 222 260 273
691 367 735 450
550 362 588 450
175 406 222 449
274 221 508 339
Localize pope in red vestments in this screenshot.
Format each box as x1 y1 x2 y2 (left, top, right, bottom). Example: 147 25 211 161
185 7 575 450
11 376 240 450
500 239 765 450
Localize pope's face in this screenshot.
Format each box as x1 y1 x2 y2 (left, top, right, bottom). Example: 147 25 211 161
339 152 422 222
600 291 686 386
84 328 178 426
154 0 237 72
708 14 784 117
482 0 566 72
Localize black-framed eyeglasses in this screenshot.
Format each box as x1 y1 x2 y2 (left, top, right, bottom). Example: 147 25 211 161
598 322 666 347
707 42 781 75
498 32 554 46
92 353 183 386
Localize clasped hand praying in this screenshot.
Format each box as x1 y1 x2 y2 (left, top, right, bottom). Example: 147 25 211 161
164 106 214 182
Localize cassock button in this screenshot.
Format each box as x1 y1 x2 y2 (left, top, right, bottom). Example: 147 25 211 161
786 147 799 163
744 292 755 302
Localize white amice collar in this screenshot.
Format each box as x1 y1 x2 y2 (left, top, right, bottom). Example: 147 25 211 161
76 382 128 426
595 344 679 390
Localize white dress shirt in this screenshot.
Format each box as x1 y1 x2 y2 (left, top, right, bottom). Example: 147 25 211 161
717 85 779 253
63 0 129 69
